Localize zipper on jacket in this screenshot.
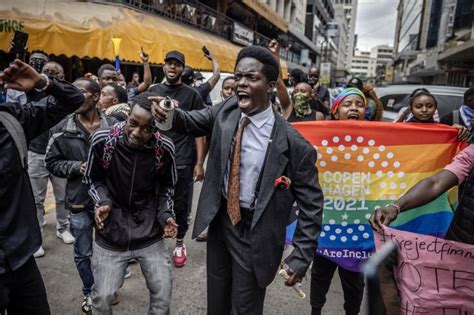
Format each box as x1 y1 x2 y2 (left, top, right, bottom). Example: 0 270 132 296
127 152 137 251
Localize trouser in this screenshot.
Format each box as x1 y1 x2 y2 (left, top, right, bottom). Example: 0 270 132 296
91 241 173 315
206 203 266 315
70 210 94 296
174 165 194 240
0 257 50 315
310 255 364 315
28 151 68 233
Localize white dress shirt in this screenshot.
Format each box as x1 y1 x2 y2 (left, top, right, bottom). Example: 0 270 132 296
224 104 275 208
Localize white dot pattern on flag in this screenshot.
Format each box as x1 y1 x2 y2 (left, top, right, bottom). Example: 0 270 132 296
313 135 410 245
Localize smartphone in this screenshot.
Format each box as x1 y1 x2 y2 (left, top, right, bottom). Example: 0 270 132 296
202 46 210 56
10 30 29 58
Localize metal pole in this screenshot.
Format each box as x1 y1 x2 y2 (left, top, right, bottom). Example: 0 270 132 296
363 241 397 315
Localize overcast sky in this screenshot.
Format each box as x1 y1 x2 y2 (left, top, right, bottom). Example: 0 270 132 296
355 0 398 51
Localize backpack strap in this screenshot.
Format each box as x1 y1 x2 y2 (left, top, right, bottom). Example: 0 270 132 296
0 111 27 169
453 109 460 126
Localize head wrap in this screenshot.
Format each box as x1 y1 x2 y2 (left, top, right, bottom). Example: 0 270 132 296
330 88 367 114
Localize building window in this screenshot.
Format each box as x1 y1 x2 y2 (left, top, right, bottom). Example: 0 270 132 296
427 0 442 48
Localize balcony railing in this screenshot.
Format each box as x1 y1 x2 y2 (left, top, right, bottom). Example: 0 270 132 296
99 0 272 47
94 0 306 66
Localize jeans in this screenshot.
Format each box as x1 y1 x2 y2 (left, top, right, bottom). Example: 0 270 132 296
70 210 94 296
28 151 68 233
92 241 173 315
310 255 365 315
0 257 50 315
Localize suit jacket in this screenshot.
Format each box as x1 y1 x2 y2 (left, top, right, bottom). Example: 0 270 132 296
172 96 323 287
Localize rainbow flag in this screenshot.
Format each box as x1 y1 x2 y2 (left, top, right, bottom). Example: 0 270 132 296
286 121 464 272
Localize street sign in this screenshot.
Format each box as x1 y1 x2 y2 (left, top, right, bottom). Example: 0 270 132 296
320 62 331 84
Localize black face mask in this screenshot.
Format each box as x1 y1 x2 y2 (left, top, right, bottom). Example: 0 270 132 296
30 60 46 73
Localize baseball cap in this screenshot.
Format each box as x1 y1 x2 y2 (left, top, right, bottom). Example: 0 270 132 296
164 50 185 66
346 77 363 90
194 72 204 80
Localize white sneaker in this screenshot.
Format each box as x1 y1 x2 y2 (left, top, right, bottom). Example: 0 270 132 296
81 295 92 314
124 266 132 279
56 230 75 244
34 246 45 258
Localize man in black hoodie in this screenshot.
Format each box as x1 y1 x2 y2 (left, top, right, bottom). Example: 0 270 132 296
84 92 178 314
0 59 84 315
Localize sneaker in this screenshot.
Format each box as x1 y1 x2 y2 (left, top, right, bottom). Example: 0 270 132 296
173 244 187 267
33 246 45 258
56 230 75 244
81 295 92 315
195 232 208 242
124 266 132 279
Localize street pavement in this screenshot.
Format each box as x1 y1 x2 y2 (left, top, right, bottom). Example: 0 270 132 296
38 182 367 314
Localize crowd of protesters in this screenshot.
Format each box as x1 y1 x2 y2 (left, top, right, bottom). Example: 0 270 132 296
1 36 474 315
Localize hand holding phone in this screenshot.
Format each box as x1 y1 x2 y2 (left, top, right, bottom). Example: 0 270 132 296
139 46 149 62
202 46 212 60
10 31 29 60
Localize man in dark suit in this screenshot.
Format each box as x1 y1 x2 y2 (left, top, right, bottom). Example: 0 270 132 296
152 45 323 314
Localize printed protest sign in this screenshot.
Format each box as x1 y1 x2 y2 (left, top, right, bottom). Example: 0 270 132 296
375 226 474 314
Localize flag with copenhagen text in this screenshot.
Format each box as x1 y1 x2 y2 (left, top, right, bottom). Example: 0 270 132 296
286 121 464 272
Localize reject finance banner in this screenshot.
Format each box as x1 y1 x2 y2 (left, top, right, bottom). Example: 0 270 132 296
286 121 463 272
375 226 474 314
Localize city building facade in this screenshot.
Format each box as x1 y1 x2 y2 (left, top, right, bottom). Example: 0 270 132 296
331 0 358 83
305 0 337 83
350 45 393 85
351 49 371 78
393 0 474 87
204 0 321 71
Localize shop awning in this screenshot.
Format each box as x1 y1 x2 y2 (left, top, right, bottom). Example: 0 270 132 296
0 0 288 77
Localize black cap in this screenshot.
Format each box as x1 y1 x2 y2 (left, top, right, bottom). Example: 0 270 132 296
346 77 363 90
194 71 204 80
164 50 185 66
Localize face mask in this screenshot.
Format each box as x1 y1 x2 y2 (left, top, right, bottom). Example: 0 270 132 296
30 59 46 73
293 93 311 117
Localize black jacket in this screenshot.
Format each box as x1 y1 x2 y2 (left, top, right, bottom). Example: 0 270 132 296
0 79 84 274
28 131 49 154
45 112 115 212
84 123 177 251
440 110 468 128
172 96 323 287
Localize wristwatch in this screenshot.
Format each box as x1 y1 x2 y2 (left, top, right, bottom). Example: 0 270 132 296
34 73 51 92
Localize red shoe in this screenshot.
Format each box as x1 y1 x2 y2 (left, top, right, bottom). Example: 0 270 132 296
173 244 187 267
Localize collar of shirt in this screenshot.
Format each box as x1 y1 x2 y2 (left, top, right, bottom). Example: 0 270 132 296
241 103 274 129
